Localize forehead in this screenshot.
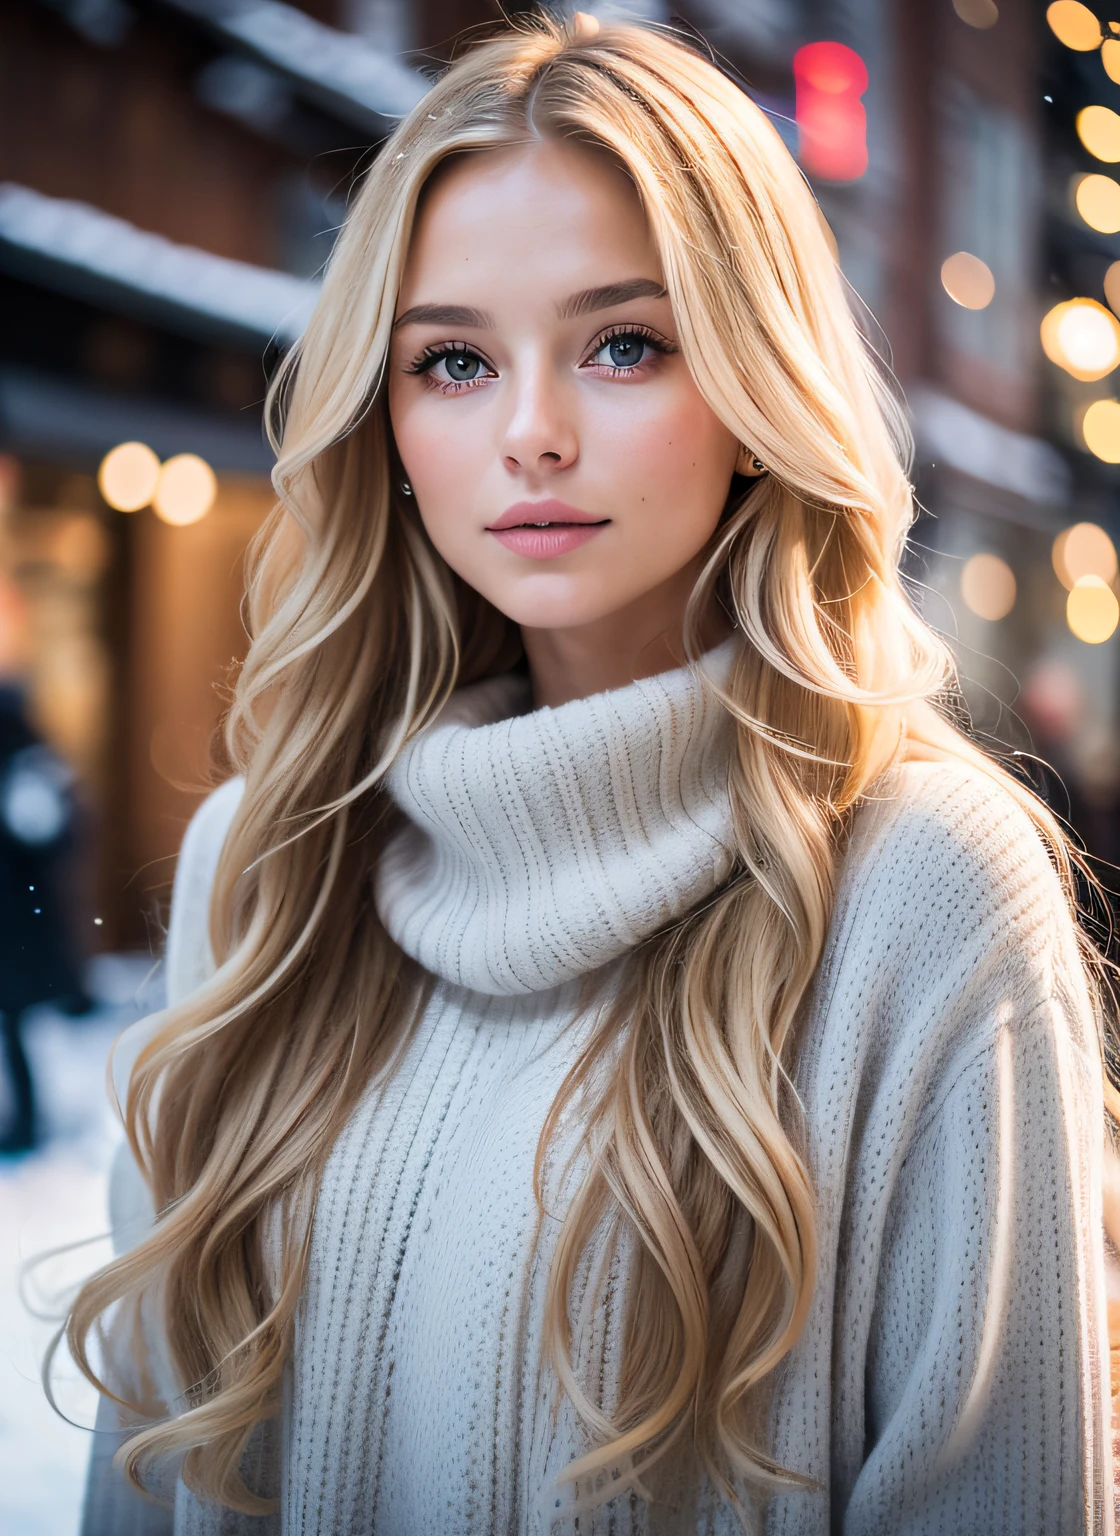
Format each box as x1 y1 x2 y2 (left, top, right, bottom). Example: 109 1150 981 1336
399 139 660 303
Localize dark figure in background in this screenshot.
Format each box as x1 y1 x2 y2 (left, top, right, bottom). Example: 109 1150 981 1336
0 683 85 1153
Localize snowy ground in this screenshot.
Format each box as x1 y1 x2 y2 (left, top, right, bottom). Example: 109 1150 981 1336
0 955 162 1536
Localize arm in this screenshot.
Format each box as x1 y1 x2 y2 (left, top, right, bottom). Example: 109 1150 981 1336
837 791 1111 1535
849 995 1108 1534
81 781 245 1536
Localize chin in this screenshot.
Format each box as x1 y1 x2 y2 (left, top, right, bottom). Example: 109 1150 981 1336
484 574 631 631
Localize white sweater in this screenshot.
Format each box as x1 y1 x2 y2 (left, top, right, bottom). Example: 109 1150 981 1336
83 651 1112 1535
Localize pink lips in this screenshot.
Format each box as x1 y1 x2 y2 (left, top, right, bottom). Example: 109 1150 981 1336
486 499 608 559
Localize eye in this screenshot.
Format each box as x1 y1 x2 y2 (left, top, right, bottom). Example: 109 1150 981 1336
439 350 483 382
584 325 676 375
593 331 649 369
404 344 496 391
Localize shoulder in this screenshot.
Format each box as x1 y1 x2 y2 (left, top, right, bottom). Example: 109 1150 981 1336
844 757 1067 939
164 777 244 1007
802 758 1098 1134
822 758 1083 1024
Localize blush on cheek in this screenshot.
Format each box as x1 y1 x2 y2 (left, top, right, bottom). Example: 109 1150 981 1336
605 410 724 508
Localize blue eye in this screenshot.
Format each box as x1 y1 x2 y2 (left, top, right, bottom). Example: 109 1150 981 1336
595 332 648 369
441 351 482 381
406 345 493 387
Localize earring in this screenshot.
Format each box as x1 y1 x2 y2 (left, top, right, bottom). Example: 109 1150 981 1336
735 444 767 477
400 479 413 497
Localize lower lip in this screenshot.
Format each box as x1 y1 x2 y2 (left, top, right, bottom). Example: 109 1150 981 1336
487 523 607 558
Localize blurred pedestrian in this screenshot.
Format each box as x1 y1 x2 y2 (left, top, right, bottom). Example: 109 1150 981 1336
0 681 85 1153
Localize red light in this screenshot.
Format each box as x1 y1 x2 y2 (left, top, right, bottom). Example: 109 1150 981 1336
793 42 868 182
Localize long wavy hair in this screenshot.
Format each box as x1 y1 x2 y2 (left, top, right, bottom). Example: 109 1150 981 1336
63 10 1103 1520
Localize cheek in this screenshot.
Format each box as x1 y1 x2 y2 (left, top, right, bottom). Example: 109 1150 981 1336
597 385 737 533
389 385 486 542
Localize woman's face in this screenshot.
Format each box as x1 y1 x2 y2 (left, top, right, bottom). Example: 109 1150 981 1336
388 138 740 635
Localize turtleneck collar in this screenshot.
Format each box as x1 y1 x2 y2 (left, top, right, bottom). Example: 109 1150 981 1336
374 642 737 997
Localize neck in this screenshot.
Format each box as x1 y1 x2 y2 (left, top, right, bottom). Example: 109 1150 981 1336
520 560 729 709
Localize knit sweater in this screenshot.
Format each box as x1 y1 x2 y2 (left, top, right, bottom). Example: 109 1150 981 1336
82 650 1112 1535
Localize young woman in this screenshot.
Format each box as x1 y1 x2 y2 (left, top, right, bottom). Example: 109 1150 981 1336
73 13 1113 1535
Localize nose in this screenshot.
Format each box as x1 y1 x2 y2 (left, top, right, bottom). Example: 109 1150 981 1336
499 363 578 478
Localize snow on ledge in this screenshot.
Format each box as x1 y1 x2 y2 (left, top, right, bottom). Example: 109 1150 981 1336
909 384 1071 510
164 0 430 129
0 182 320 345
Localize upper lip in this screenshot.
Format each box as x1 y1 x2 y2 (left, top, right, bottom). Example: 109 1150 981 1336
486 500 608 530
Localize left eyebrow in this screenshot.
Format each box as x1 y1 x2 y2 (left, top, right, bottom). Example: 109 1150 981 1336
557 278 668 319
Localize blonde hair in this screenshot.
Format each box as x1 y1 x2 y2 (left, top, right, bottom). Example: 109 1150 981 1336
64 10 1099 1520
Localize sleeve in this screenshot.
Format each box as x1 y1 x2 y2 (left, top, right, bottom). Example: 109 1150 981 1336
81 780 245 1536
839 807 1112 1534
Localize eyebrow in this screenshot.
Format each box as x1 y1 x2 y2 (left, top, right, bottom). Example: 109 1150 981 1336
393 302 494 330
557 278 668 318
392 278 668 331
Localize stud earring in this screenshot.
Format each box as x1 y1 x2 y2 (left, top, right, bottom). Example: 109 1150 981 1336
400 479 413 497
735 445 767 477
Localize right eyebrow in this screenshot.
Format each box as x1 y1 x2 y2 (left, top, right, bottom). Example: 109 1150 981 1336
392 303 494 330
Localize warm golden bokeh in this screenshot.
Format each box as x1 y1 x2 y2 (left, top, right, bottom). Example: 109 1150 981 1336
1081 398 1120 461
1103 37 1120 82
1041 297 1120 379
940 250 996 308
1104 259 1120 316
1052 521 1119 588
1078 104 1120 161
97 440 161 512
1048 1 1104 50
961 553 1016 620
152 453 218 526
1076 172 1120 232
1067 575 1120 642
953 0 999 28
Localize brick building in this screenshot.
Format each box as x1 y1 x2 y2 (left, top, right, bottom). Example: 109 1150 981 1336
1 0 1106 945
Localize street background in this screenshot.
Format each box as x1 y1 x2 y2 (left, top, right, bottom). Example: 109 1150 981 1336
3 0 1120 1530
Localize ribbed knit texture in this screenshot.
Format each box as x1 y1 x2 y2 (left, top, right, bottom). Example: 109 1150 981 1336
82 652 1112 1535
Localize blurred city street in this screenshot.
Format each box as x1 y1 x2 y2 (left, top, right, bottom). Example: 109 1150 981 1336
0 955 159 1536
6 0 1120 1530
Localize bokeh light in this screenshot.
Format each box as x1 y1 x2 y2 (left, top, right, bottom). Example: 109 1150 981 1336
1040 298 1120 379
953 0 999 26
1022 659 1083 742
1077 104 1120 161
1081 398 1120 461
51 515 111 582
961 553 1016 620
1076 172 1120 232
792 42 868 182
97 441 160 512
1048 2 1104 50
1105 259 1120 316
152 454 217 526
1103 37 1120 82
0 579 30 672
1067 575 1119 642
940 251 995 309
1053 521 1118 588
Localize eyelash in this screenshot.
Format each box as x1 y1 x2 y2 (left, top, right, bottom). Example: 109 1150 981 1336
585 324 677 376
403 341 497 395
402 324 678 395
